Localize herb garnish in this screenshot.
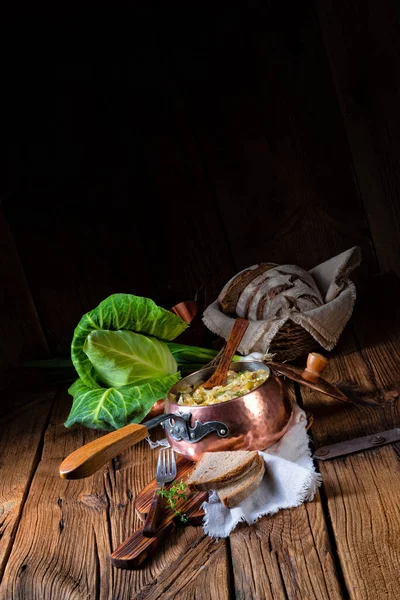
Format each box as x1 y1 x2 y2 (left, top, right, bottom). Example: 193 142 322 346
157 480 189 523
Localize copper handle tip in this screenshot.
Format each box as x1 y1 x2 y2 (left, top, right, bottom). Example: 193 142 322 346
171 301 198 323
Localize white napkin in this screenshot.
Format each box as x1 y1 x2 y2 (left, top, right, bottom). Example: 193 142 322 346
202 404 321 538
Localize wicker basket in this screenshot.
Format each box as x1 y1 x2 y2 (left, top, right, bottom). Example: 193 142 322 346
268 320 319 362
248 263 320 362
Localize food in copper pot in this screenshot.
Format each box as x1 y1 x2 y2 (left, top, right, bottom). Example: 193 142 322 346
175 369 268 406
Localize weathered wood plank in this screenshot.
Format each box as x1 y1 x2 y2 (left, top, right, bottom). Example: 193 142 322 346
1 391 230 600
230 494 344 600
132 534 230 600
0 389 55 581
0 209 48 370
315 0 400 276
318 447 400 600
301 277 400 599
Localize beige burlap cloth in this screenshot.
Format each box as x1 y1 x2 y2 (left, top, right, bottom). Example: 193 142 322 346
203 247 361 355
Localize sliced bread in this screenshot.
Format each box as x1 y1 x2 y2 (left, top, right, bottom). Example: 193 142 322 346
187 450 259 491
218 263 275 315
217 456 265 508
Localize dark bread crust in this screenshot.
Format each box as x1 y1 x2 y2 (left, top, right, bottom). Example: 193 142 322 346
218 263 276 315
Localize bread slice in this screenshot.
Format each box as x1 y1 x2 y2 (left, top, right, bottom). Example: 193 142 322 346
187 451 259 491
217 456 265 508
218 263 275 315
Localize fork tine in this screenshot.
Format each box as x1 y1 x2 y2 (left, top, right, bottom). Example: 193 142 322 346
156 448 163 478
170 448 177 478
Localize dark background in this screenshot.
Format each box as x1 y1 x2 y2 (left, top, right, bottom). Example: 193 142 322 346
2 0 400 371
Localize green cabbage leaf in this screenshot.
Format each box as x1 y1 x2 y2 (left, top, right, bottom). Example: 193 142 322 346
66 294 188 431
83 330 178 388
65 372 180 431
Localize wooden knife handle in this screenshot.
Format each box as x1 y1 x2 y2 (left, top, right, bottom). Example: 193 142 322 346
59 423 149 480
143 488 164 537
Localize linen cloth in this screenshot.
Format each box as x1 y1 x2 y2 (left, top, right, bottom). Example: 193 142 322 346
201 402 320 538
202 246 361 354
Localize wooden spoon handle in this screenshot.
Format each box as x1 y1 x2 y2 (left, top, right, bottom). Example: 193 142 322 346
202 318 249 389
59 423 149 479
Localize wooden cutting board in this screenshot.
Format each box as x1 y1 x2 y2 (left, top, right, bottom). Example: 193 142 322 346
111 455 206 569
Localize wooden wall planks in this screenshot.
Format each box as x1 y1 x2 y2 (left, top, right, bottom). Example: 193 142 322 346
0 210 49 369
1 0 399 360
315 0 400 276
175 1 377 275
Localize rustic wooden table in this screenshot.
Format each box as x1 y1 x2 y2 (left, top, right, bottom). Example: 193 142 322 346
1 277 399 600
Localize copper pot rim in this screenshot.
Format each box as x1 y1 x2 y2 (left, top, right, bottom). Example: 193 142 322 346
167 359 273 410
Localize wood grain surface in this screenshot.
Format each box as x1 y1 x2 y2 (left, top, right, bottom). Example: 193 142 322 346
0 390 56 581
228 383 344 600
229 495 344 600
301 277 400 599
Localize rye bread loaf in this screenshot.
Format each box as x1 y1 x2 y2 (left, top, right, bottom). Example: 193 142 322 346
218 264 276 315
227 264 323 321
217 458 265 508
187 450 259 491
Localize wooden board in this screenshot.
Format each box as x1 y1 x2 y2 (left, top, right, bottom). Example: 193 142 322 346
0 389 55 580
3 52 237 356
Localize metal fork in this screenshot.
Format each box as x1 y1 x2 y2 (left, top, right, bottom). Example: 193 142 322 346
143 447 177 537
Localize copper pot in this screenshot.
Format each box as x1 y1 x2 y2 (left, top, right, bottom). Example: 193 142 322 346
165 360 292 461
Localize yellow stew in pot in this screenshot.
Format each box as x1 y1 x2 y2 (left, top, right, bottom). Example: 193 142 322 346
173 369 269 406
